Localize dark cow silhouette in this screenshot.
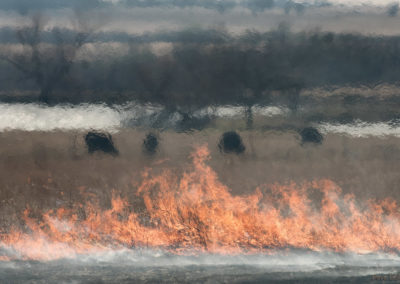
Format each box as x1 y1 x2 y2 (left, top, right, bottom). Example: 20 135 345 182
218 131 245 154
85 132 119 155
300 127 323 144
143 132 159 155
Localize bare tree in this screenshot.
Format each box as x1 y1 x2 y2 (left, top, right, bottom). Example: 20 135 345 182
2 13 91 104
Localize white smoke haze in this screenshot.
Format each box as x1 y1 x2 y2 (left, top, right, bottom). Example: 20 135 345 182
0 103 288 132
53 250 400 271
0 103 121 132
0 103 399 137
318 120 400 138
1 248 400 277
200 105 288 117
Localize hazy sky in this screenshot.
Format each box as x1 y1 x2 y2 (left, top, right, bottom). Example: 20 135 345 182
1 0 400 35
318 0 398 6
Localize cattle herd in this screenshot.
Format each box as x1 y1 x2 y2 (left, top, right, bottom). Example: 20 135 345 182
84 127 323 156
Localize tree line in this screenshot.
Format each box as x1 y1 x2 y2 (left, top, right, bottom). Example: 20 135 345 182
2 18 400 113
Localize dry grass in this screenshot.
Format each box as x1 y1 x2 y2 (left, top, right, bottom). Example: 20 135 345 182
0 129 399 229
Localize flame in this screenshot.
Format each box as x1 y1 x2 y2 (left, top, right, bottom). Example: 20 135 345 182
1 145 400 261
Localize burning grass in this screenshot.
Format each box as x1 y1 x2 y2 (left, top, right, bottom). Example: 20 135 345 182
1 145 400 261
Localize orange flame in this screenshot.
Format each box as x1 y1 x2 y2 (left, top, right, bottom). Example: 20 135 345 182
1 145 400 261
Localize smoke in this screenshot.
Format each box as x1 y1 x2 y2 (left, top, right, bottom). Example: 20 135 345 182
0 103 286 132
1 248 400 270
1 249 399 282
0 103 121 131
0 102 400 136
318 120 400 137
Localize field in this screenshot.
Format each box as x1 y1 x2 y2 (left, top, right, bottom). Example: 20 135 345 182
0 129 399 231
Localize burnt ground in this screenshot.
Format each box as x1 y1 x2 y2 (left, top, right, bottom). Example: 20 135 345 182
0 261 398 284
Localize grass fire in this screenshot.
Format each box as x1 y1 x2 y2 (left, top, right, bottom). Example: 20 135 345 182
1 0 400 282
1 145 399 261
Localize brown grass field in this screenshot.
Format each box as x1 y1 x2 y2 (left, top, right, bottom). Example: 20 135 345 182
0 129 399 231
